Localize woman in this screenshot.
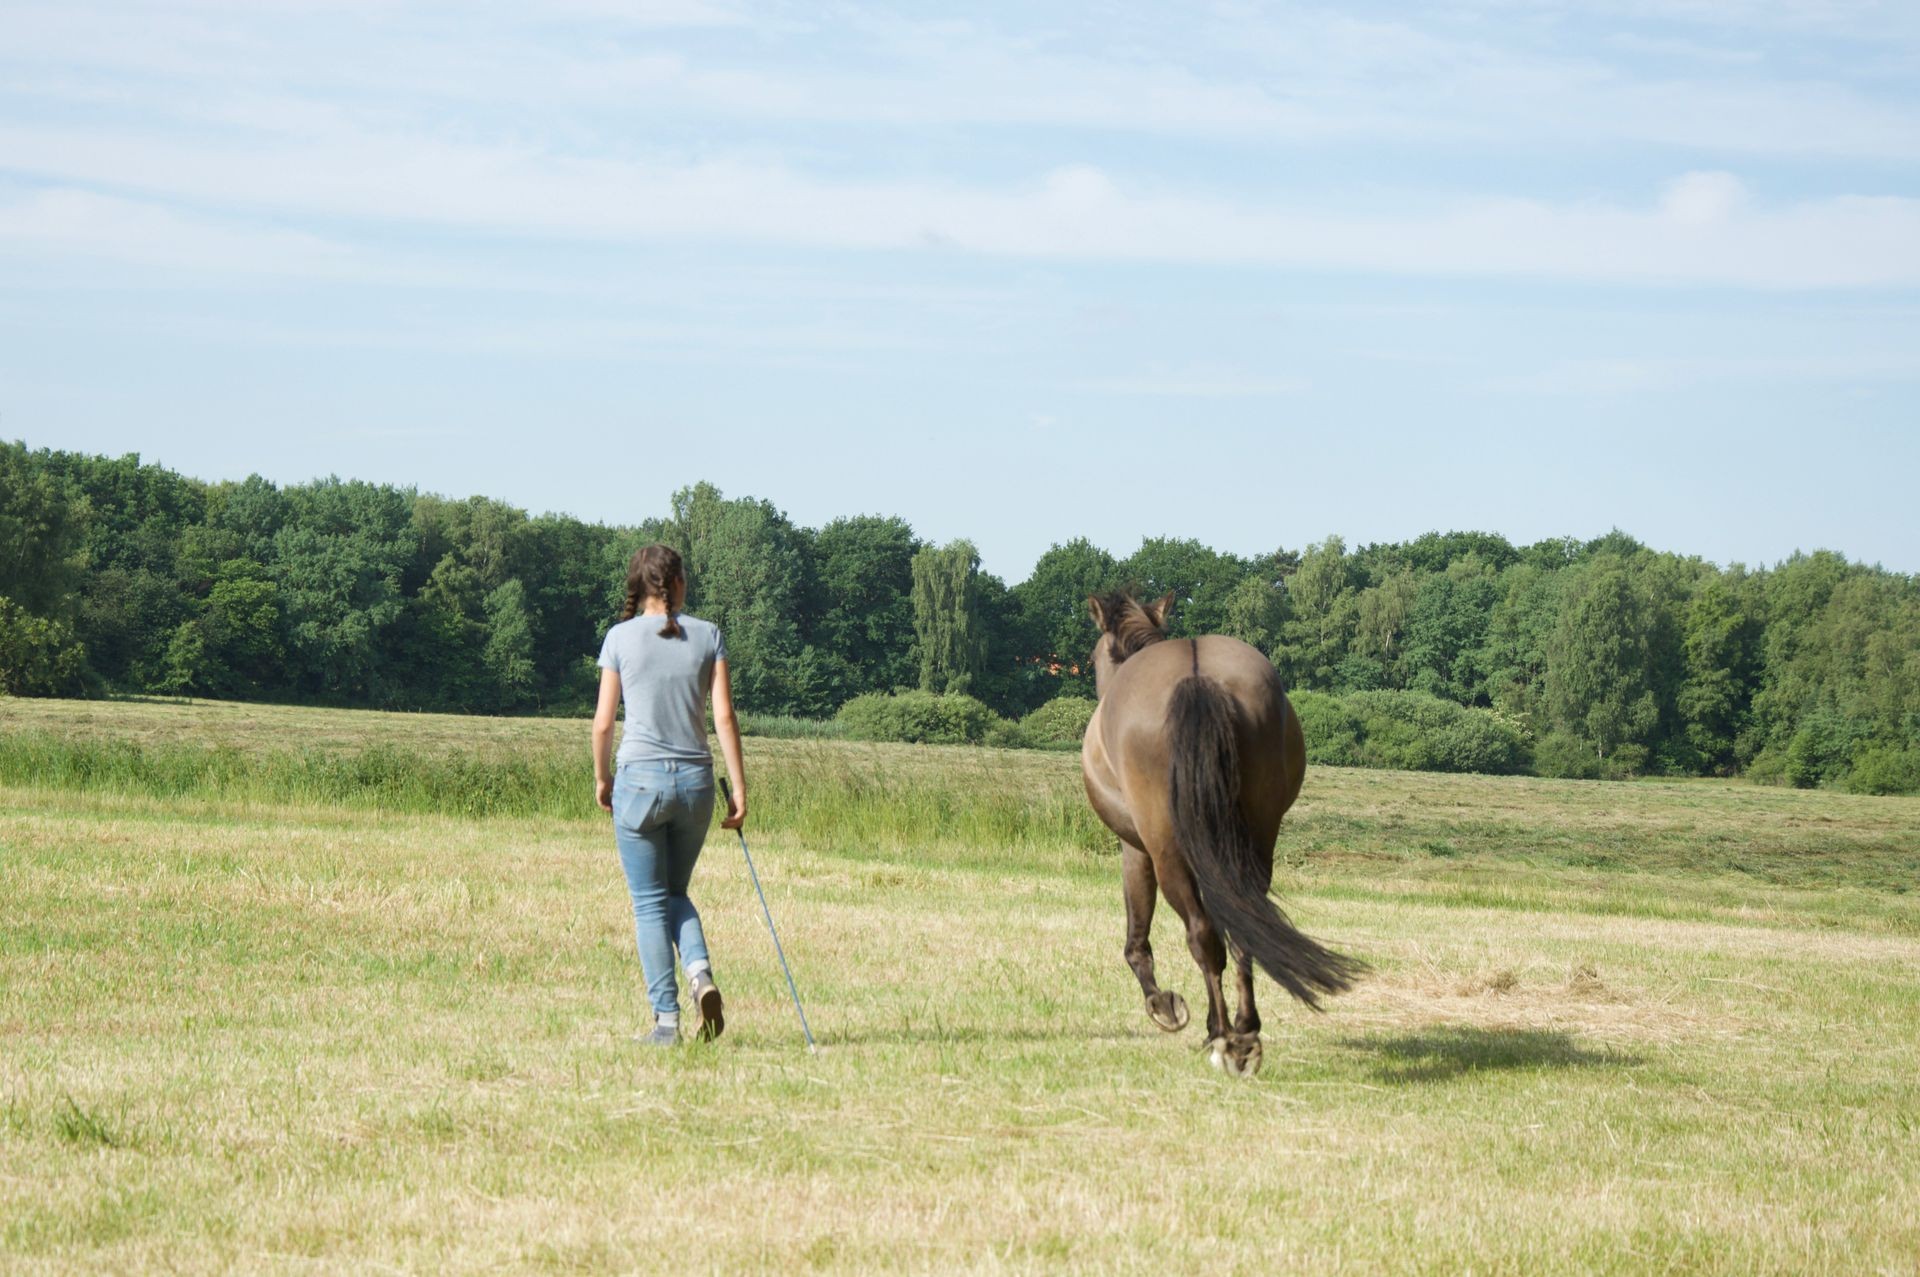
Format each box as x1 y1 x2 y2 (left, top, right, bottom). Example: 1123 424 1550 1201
592 543 748 1046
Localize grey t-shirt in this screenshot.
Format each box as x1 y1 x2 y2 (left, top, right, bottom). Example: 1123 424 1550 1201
597 613 727 767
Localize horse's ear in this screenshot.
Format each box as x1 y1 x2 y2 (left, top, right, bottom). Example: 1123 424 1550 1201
1147 592 1175 629
1087 594 1108 631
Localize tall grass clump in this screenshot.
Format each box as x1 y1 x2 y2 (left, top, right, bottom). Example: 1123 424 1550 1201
0 731 584 818
0 728 1115 864
745 741 1111 866
737 713 850 741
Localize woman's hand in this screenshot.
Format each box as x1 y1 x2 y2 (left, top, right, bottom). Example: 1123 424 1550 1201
596 776 614 813
721 788 747 831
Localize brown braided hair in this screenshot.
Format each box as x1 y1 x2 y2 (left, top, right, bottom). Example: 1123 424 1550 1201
619 543 685 639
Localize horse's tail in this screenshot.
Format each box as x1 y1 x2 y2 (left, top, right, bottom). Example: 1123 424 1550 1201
1167 670 1363 1010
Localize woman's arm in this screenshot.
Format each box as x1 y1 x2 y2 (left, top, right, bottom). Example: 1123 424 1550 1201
711 658 747 829
591 667 621 812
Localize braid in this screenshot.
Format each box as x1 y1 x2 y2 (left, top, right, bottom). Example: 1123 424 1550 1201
620 543 686 638
651 562 683 639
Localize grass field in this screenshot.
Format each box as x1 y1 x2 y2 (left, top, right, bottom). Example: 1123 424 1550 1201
3 697 1918 1273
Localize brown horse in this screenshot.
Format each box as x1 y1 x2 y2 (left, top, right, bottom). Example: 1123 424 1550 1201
1080 591 1363 1075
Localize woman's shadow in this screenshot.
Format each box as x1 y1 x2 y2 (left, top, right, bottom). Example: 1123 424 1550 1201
1339 1026 1636 1083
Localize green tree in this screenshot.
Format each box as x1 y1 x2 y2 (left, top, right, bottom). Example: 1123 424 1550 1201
1117 536 1249 637
668 483 810 713
911 540 985 695
1398 530 1520 576
1402 557 1502 705
271 478 415 703
397 554 488 710
0 597 87 695
1274 536 1361 690
520 513 623 706
1010 538 1120 699
1346 568 1418 690
0 442 89 618
807 514 921 698
972 568 1044 716
483 579 538 710
1219 571 1287 657
1482 563 1566 730
1545 555 1658 761
36 449 207 688
1748 551 1858 766
1629 550 1706 771
1677 567 1765 773
158 558 285 698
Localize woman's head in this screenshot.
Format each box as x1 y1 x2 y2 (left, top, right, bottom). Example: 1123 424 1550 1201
621 543 687 637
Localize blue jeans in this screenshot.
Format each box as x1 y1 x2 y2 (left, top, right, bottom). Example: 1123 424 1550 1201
611 760 716 1017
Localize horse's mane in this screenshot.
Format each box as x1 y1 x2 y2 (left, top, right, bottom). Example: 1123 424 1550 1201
1095 590 1168 664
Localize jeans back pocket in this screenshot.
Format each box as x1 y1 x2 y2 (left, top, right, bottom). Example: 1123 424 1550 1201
614 782 664 833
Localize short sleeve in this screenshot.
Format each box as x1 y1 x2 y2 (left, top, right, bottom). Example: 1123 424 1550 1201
713 626 728 663
597 628 619 673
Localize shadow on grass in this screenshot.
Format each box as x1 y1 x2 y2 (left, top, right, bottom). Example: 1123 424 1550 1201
1338 1026 1637 1084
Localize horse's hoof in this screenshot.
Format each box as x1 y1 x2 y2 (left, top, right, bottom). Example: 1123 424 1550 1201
1146 991 1190 1033
1207 1034 1262 1078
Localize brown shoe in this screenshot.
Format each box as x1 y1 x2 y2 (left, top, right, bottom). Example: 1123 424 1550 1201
689 970 724 1042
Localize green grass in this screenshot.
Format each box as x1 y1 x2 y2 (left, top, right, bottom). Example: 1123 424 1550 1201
2 696 1919 1272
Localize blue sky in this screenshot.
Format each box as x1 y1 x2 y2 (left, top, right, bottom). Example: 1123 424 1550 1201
3 0 1918 580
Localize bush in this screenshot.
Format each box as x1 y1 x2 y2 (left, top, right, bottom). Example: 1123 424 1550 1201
0 597 87 697
1343 690 1531 775
982 719 1031 750
1841 745 1920 796
834 690 1001 745
1291 689 1528 775
1784 710 1871 789
1531 731 1653 780
1018 697 1097 748
1532 731 1602 779
1292 690 1362 766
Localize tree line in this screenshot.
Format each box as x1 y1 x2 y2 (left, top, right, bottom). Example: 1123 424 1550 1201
3 442 1917 791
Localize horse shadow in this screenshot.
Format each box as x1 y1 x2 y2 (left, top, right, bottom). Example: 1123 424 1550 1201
1337 1026 1637 1084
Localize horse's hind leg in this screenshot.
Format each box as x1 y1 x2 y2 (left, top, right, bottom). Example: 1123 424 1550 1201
1124 841 1188 1032
1182 909 1231 1048
1230 940 1261 1037
1162 866 1260 1076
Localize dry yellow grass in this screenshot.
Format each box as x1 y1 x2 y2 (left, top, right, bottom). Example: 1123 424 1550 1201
3 699 1919 1273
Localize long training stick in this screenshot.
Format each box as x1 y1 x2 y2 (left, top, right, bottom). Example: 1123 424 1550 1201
719 777 816 1051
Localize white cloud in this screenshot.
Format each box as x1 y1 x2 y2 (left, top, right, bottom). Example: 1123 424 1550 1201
7 1 1920 158
0 187 361 278
1485 351 1920 395
4 114 1918 289
5 2 1919 294
1660 171 1749 226
1068 368 1310 397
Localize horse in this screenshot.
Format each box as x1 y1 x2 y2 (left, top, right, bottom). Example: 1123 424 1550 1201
1079 591 1363 1075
